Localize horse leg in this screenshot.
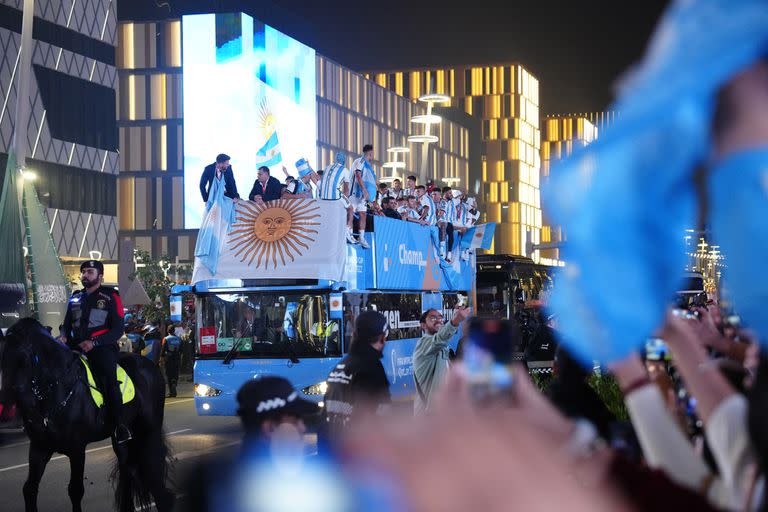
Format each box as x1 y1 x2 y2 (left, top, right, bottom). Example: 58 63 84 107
23 442 53 512
67 449 86 512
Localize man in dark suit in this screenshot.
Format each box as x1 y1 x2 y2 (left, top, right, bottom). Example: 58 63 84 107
200 153 240 203
248 166 282 203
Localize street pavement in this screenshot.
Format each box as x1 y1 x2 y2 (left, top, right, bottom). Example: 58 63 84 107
0 378 243 512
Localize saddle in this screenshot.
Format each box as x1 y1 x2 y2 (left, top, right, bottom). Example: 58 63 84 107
78 356 135 407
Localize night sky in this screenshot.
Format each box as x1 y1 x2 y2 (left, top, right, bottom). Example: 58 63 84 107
119 0 670 115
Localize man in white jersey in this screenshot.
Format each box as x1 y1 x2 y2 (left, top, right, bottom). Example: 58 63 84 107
404 196 424 224
415 185 436 227
349 144 377 249
403 175 417 198
319 152 356 244
387 178 404 201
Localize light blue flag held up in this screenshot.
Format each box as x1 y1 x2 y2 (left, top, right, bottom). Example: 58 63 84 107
194 175 237 275
542 0 768 365
460 223 496 251
256 130 283 168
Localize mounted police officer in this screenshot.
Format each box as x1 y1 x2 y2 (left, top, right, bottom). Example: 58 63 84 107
62 260 131 444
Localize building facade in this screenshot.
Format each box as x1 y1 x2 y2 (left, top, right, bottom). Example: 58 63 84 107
0 0 119 280
367 64 542 257
116 19 471 265
539 115 598 262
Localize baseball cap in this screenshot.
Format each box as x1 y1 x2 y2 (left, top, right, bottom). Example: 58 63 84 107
237 376 319 421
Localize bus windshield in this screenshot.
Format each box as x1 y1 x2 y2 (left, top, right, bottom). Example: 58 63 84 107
196 292 341 359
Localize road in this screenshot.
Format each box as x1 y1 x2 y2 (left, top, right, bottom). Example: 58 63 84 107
0 384 243 512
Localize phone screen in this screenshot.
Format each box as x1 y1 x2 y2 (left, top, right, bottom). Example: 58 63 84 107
644 337 668 361
463 319 521 403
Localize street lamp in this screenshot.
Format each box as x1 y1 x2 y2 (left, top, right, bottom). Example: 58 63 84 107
409 93 452 184
22 170 36 181
411 114 442 124
442 176 461 186
407 134 439 143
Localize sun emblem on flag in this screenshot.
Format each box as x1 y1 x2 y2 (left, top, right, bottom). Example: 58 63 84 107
229 199 321 269
257 97 276 140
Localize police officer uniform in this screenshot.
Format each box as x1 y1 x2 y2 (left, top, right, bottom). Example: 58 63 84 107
62 260 131 443
161 331 182 397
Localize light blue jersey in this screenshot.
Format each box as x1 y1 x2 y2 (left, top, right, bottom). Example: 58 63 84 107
319 163 350 200
419 194 437 226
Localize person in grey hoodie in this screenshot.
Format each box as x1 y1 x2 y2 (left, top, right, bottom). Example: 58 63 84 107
413 305 471 414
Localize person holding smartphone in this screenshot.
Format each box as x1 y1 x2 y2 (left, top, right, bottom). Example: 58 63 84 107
413 305 471 415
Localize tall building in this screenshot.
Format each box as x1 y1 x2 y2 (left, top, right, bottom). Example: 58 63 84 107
539 115 598 262
0 0 119 282
367 64 542 257
116 16 471 265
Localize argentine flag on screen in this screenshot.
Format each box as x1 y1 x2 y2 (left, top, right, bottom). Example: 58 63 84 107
460 223 496 250
256 130 282 168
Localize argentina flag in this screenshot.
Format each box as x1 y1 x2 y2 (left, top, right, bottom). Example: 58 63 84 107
256 130 282 168
460 223 496 250
194 177 236 275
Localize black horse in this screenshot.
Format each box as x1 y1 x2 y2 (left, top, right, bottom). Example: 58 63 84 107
0 318 174 512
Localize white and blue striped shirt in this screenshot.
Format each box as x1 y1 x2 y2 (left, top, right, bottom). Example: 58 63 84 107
319 163 350 200
419 194 437 226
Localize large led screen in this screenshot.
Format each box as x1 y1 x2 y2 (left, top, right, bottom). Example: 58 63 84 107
182 13 317 228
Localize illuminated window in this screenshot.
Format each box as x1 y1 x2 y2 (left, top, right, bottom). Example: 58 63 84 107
165 21 181 67
150 74 167 119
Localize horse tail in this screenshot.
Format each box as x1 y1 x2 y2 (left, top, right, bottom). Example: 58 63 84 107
113 431 175 511
113 359 175 512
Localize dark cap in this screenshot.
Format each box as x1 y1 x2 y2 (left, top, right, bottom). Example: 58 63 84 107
236 376 319 421
80 260 104 274
355 310 389 342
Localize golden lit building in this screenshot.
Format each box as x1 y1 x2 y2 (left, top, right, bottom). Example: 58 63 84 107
539 115 599 262
367 64 542 256
116 20 470 265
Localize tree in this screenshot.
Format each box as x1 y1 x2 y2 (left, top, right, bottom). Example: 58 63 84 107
129 249 184 327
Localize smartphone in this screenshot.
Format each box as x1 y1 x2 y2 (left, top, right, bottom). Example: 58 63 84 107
463 318 521 404
645 337 668 361
456 294 468 308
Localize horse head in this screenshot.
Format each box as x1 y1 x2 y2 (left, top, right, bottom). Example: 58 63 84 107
1 317 73 419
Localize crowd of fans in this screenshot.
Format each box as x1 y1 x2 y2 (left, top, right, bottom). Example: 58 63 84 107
185 296 768 512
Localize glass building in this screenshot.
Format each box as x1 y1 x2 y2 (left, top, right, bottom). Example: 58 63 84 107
540 115 599 263
0 0 119 282
367 64 542 257
116 19 470 264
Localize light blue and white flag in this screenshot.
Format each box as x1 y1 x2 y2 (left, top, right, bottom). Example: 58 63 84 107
461 223 496 250
192 198 347 284
350 157 377 200
194 176 236 275
256 130 282 168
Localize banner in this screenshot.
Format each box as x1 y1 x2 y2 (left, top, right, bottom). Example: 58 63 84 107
373 216 472 291
192 198 347 284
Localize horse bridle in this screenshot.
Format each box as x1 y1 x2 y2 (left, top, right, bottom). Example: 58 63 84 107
11 335 80 428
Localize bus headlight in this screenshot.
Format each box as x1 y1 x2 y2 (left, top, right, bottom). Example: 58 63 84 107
194 383 222 397
301 381 328 396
